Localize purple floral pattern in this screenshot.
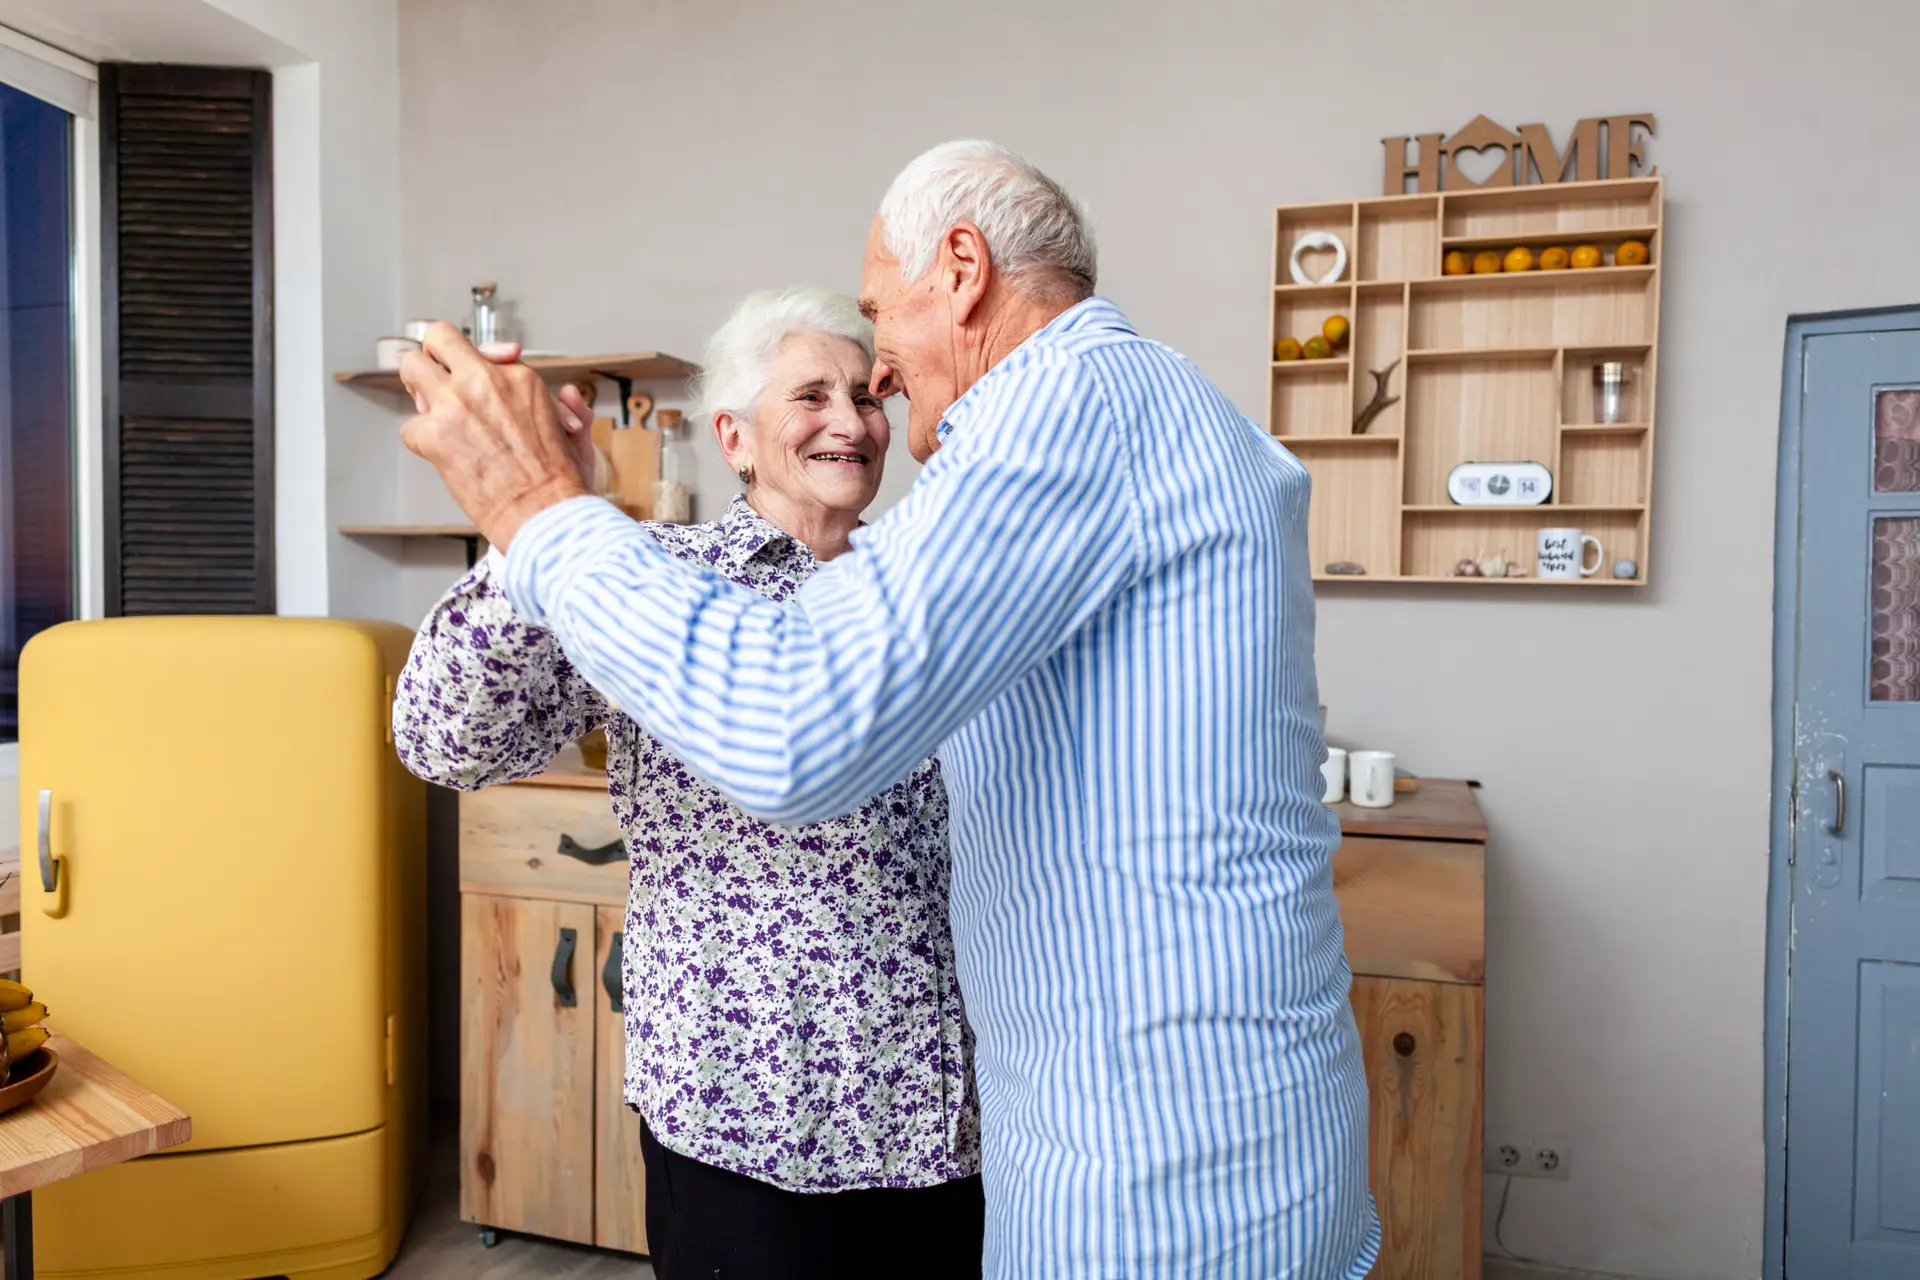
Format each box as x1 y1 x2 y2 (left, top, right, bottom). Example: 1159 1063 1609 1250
395 497 978 1192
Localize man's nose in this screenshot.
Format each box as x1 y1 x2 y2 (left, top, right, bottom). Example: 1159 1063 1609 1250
870 360 898 398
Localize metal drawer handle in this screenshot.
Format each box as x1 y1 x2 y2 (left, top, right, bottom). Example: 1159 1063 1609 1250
551 927 578 1007
1826 769 1846 837
556 834 625 866
603 930 623 1012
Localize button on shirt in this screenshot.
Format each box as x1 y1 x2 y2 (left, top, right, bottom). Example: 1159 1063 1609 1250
497 298 1380 1278
394 498 979 1193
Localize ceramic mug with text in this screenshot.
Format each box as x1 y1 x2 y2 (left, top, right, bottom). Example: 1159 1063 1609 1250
1537 527 1603 579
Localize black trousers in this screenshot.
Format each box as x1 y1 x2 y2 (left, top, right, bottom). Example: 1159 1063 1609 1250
639 1119 984 1280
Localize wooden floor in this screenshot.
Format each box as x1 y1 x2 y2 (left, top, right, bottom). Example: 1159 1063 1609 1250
379 1139 654 1280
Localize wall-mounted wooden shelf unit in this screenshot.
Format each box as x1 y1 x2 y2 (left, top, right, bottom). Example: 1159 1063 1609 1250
1268 177 1662 586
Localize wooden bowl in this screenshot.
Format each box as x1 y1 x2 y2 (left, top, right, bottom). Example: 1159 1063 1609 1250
0 1049 59 1118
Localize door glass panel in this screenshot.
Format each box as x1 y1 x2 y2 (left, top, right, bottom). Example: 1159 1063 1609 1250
1877 389 1920 493
1872 516 1920 701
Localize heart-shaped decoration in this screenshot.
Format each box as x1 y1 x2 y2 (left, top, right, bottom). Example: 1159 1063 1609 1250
1288 231 1348 286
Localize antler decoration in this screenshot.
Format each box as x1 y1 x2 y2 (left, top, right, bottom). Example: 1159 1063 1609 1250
1353 358 1401 435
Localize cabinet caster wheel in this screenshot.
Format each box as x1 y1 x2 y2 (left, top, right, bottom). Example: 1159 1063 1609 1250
479 1227 500 1248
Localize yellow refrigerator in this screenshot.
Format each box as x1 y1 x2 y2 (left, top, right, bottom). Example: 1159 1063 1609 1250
15 617 426 1279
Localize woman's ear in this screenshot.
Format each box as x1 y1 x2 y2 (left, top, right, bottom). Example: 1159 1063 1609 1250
712 410 750 473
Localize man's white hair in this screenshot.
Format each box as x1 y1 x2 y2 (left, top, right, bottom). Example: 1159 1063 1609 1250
694 287 874 426
878 140 1096 300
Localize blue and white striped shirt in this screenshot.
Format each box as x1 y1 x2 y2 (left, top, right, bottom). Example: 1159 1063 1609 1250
504 297 1379 1278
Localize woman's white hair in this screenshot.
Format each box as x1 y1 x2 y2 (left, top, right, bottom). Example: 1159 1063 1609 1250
694 287 874 425
878 140 1096 300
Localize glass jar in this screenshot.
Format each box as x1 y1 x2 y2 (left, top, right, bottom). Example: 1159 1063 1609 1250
652 409 693 523
1593 361 1631 425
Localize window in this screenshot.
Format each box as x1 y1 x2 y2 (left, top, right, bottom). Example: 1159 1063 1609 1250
0 79 72 742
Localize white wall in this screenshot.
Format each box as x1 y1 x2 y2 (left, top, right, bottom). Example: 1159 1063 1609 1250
393 2 1920 1275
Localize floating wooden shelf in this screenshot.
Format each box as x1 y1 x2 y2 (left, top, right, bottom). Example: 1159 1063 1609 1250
334 351 697 393
1269 177 1663 587
338 524 480 538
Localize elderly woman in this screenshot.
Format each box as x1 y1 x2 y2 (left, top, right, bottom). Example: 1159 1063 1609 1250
394 288 981 1279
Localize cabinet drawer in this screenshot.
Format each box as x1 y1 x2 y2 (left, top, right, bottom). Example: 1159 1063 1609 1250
460 783 628 905
1332 836 1484 985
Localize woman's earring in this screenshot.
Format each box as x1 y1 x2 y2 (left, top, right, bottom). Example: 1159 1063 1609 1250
736 465 752 485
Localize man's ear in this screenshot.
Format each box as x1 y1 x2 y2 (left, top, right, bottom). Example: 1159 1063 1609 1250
712 410 750 472
941 220 992 326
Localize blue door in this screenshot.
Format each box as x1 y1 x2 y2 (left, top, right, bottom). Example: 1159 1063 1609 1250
1784 324 1920 1277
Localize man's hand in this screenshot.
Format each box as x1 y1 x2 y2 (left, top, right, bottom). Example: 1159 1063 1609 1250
399 322 590 551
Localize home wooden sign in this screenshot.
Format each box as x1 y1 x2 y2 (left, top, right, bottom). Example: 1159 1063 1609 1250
1383 113 1656 195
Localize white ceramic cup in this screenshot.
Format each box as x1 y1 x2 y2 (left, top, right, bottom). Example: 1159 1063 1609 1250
1349 750 1397 808
1537 527 1603 579
1320 747 1348 804
374 336 421 370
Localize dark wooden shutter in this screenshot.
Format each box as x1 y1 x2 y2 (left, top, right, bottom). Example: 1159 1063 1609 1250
101 65 273 615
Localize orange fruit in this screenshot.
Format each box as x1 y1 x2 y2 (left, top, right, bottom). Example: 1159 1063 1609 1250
1323 314 1351 348
1570 244 1602 269
1443 250 1470 276
1302 335 1333 359
1538 246 1570 270
1472 250 1503 274
1274 337 1302 362
1503 246 1536 272
1615 239 1650 267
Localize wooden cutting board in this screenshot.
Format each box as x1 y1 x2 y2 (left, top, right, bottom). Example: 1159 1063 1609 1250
590 416 660 521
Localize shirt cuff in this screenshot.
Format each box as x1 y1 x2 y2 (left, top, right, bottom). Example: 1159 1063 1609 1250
500 495 654 628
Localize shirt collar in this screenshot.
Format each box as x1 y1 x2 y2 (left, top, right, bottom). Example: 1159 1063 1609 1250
717 495 803 570
936 295 1135 443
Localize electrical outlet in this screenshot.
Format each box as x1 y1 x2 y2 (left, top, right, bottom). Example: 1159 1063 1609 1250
1485 1139 1571 1180
1528 1143 1570 1181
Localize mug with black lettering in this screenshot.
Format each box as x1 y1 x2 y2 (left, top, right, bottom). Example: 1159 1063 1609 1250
1537 527 1602 580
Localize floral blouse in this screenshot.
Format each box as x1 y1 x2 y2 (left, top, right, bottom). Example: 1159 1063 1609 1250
394 497 979 1192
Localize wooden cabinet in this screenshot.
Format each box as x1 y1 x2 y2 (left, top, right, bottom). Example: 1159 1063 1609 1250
459 749 648 1252
1332 781 1487 1280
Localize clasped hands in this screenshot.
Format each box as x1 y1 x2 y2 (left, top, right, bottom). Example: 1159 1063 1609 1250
398 321 603 551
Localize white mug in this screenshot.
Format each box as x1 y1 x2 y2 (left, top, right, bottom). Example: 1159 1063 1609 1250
1321 747 1348 804
1349 751 1396 808
1537 527 1603 579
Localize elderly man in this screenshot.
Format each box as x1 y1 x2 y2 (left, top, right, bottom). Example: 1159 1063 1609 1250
400 140 1379 1279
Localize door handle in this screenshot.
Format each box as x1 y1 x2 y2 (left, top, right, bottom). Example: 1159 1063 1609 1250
603 930 623 1012
551 927 578 1007
36 790 67 918
1826 769 1846 836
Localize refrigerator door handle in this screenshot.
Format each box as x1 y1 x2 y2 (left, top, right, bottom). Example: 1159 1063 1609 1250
551 927 578 1007
37 790 67 918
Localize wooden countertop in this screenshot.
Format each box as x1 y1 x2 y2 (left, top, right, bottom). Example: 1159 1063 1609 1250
0 1032 191 1197
518 752 1489 846
1331 779 1485 843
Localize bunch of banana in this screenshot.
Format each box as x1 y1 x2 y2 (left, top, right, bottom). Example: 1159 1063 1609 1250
0 980 50 1079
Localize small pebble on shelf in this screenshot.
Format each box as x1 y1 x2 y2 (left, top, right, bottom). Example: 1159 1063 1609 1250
1324 561 1367 576
1613 558 1640 580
